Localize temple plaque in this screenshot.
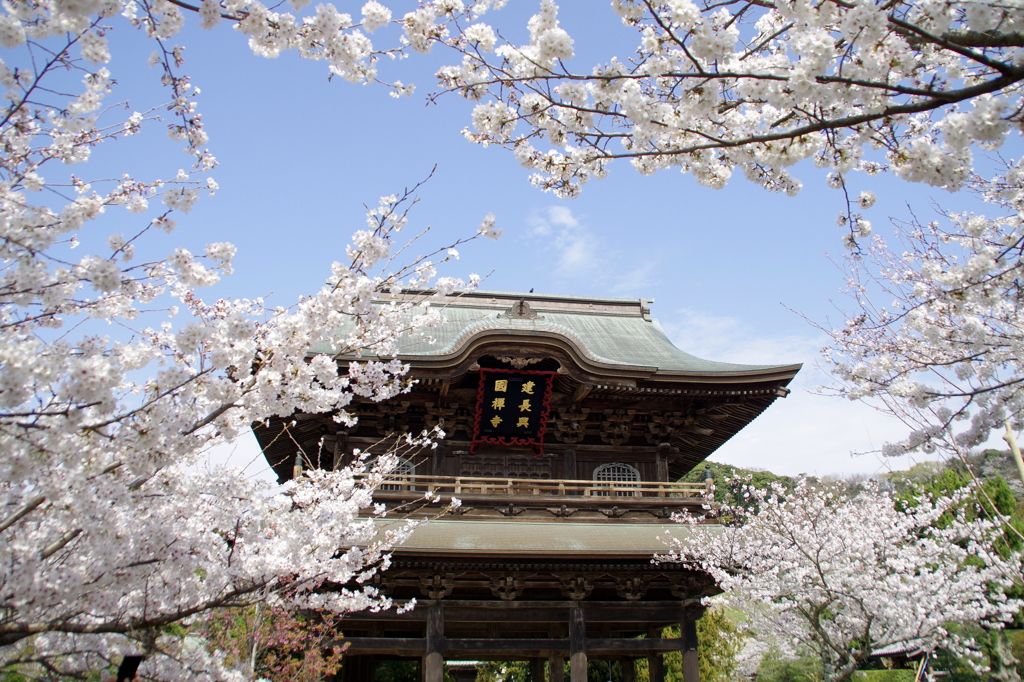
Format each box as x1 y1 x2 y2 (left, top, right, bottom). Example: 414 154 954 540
471 369 556 455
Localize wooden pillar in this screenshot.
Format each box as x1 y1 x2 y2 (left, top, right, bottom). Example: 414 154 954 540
432 445 444 476
655 453 669 482
681 615 700 682
331 436 346 471
341 655 374 682
548 655 565 682
648 627 665 682
620 658 635 682
564 449 577 481
530 658 546 681
422 606 444 682
648 653 665 682
569 605 587 682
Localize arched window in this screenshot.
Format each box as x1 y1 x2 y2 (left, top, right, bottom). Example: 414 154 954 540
375 456 416 491
593 462 640 497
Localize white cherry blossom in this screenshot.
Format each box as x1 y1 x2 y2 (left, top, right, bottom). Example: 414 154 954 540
427 0 1024 199
662 480 1022 682
0 3 491 676
820 163 1024 466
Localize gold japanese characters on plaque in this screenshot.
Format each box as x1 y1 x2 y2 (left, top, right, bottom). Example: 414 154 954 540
471 369 556 455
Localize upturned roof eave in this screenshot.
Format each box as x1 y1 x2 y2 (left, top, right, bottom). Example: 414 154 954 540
317 327 801 386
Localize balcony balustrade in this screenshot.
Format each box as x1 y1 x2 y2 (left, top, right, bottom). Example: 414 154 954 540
355 474 715 519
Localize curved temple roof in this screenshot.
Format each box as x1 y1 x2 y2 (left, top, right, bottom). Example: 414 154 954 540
316 290 800 384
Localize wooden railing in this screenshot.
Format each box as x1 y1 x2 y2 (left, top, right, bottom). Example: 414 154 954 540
357 474 710 499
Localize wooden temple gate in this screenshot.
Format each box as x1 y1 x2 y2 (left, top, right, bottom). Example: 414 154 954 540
254 291 799 681
340 600 706 681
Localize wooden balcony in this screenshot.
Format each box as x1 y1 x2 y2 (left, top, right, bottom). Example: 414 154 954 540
358 474 714 520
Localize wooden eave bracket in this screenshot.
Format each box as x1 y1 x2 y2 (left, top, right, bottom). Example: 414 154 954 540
571 383 594 403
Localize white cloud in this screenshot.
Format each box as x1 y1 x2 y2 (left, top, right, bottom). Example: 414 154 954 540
609 262 659 295
659 308 937 478
527 206 664 292
548 205 578 229
555 231 599 273
527 205 602 276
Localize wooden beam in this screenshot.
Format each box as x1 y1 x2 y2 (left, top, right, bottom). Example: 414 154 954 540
339 602 696 628
339 637 685 658
571 383 594 403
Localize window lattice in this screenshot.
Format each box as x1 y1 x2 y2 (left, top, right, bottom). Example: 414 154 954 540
381 457 416 491
593 462 640 497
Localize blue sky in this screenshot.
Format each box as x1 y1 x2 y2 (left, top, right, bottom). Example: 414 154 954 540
84 3 1013 480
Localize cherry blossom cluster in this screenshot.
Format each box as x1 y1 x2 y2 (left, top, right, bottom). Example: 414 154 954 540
430 0 1024 199
0 2 492 676
661 480 1023 682
820 160 1024 460
0 177 480 678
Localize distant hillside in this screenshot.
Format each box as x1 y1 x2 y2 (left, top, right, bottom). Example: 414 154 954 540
683 450 1024 505
679 461 801 504
881 449 1024 503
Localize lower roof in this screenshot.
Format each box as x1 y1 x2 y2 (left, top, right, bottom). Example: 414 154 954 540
375 518 719 559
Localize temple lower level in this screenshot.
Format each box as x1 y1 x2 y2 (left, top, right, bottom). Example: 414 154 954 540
336 518 718 682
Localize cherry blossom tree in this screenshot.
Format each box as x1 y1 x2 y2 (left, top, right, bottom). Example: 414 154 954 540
429 0 1024 208
0 166 485 678
0 0 503 677
818 166 1024 472
661 480 1023 682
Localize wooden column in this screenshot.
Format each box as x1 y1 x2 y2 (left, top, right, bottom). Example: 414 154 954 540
341 655 374 682
648 627 665 682
569 605 587 682
648 653 665 682
530 658 546 681
548 655 565 682
423 606 444 682
655 453 669 483
432 445 444 476
681 615 700 682
564 449 577 480
331 436 346 470
621 658 636 682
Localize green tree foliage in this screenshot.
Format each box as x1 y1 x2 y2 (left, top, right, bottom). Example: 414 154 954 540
696 607 744 682
681 461 799 506
754 651 823 682
474 661 529 681
376 660 423 682
628 607 745 681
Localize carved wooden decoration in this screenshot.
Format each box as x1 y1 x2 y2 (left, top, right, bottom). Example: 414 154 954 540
489 574 525 600
552 406 590 444
374 401 411 435
496 356 543 369
600 409 636 445
419 574 456 600
558 575 595 601
614 576 651 601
